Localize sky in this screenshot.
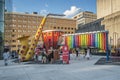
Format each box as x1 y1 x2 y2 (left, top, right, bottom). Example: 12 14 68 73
12 0 96 18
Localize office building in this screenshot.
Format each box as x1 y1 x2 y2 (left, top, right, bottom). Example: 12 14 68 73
0 0 5 59
97 0 120 19
97 0 120 47
102 11 120 47
73 11 97 29
5 12 76 52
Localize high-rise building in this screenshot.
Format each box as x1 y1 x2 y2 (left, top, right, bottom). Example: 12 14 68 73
97 0 120 19
97 0 120 48
5 12 76 52
73 11 97 29
101 11 120 47
0 0 5 59
5 0 12 12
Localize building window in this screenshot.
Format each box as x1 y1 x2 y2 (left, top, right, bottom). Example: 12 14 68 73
18 30 22 32
12 45 16 47
28 30 30 32
23 30 26 32
71 28 73 30
13 24 16 27
18 35 21 37
12 35 15 37
18 25 21 27
54 27 56 29
12 19 16 22
12 29 14 32
18 45 21 47
12 40 16 42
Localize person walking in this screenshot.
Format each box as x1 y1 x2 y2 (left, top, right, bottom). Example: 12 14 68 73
34 47 40 62
86 48 90 60
41 49 47 64
75 48 79 57
83 48 87 58
3 49 10 66
18 54 21 63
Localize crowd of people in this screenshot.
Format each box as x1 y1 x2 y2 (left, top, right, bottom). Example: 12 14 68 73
33 46 92 64
69 47 91 60
2 46 92 66
34 47 54 64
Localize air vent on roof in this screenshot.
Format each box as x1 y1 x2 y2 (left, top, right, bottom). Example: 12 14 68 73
32 12 38 14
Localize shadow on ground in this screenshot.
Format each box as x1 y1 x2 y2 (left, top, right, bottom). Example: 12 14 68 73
12 59 63 64
95 57 120 65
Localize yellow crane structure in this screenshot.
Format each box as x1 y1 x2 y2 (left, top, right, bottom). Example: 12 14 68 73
17 14 65 61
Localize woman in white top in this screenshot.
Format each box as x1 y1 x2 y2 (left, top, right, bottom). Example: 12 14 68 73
86 48 90 60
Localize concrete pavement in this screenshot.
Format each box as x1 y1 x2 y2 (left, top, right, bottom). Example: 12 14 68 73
0 55 120 80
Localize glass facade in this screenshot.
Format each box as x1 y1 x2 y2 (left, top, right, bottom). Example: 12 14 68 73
0 0 5 59
5 0 12 12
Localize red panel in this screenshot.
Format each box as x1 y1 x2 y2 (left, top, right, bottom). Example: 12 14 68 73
43 31 63 49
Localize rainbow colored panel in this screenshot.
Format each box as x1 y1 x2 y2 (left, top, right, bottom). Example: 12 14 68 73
64 31 108 50
75 35 79 47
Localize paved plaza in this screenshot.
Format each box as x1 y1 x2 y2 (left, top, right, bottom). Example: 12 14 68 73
0 55 120 80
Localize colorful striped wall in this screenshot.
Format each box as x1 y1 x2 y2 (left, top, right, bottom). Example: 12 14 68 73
64 31 108 50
